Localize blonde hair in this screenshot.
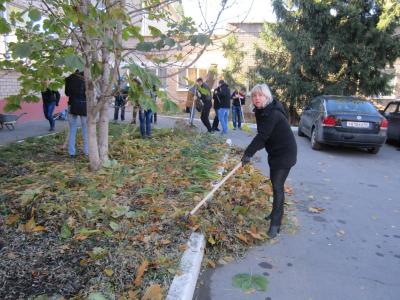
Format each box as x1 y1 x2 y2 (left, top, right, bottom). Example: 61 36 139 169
251 84 273 105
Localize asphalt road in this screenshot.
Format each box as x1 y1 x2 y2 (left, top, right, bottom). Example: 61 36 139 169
194 124 400 300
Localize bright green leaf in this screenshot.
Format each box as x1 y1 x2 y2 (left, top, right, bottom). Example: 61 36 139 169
0 17 11 34
88 292 108 300
109 221 120 231
232 273 268 292
64 54 84 70
13 43 33 58
60 223 72 239
28 8 41 21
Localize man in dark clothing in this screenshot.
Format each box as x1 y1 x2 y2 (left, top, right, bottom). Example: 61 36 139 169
65 70 88 157
196 78 213 132
215 80 231 134
114 79 128 121
211 88 220 131
241 83 297 239
41 84 60 131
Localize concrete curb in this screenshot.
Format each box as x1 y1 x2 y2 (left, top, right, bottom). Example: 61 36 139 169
166 233 206 300
166 139 232 300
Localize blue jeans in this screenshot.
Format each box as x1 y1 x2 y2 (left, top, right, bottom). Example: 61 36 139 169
232 105 242 128
43 102 56 129
218 108 229 134
68 114 88 156
139 109 153 137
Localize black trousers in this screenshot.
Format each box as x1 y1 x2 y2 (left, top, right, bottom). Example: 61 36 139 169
270 168 291 226
114 105 125 121
212 108 219 130
201 102 212 132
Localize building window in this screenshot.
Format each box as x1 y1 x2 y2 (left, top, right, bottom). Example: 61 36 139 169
177 67 207 90
148 67 167 90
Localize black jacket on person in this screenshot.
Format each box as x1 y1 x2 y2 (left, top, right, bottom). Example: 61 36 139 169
65 71 87 116
216 83 231 108
198 83 212 105
244 99 297 170
212 89 221 110
41 89 61 105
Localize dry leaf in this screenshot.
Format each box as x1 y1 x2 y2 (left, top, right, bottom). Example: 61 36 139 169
178 244 188 252
134 259 149 286
308 207 325 213
141 284 163 300
250 225 257 235
235 233 249 244
206 259 216 268
74 234 88 241
104 268 113 276
128 290 139 299
5 214 20 225
32 225 46 232
246 230 264 240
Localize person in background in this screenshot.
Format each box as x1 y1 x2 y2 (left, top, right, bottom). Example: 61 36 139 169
196 78 213 133
65 70 88 158
212 87 220 132
241 83 297 239
41 81 60 131
231 89 242 130
151 84 158 124
113 78 128 122
215 80 231 134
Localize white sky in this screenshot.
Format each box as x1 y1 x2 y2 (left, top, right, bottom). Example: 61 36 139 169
182 0 276 32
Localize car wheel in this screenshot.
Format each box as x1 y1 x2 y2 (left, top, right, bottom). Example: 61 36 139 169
311 127 322 150
298 125 305 137
367 147 380 154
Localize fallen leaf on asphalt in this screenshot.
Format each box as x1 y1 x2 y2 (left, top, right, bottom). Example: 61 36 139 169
134 259 149 286
336 230 345 237
232 273 268 293
308 207 325 213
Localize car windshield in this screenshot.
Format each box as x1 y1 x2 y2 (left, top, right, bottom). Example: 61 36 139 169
326 99 377 114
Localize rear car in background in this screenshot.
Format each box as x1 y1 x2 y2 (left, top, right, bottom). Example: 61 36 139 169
298 96 387 154
380 100 400 145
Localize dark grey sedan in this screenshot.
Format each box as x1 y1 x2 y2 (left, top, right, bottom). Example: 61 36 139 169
380 100 400 144
298 95 387 154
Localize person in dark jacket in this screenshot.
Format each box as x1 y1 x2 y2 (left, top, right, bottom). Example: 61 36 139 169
65 70 88 157
216 80 231 134
196 78 213 132
241 83 297 238
211 88 220 131
231 89 242 130
41 82 60 131
113 78 128 122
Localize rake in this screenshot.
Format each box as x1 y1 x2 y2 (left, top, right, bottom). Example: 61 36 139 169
184 162 243 220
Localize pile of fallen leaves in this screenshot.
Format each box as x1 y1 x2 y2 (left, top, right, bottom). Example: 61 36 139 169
0 122 293 299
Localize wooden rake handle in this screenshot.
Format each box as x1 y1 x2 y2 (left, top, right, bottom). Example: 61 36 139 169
189 162 243 216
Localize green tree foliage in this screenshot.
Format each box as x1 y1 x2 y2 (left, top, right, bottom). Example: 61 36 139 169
0 0 227 170
253 0 400 113
377 0 400 30
222 35 245 88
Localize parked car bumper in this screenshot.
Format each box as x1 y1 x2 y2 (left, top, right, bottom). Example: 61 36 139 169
320 127 387 147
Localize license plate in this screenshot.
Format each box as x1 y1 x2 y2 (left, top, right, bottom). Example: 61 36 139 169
346 121 369 128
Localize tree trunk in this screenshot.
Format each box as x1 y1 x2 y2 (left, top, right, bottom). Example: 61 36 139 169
98 101 109 164
87 110 101 171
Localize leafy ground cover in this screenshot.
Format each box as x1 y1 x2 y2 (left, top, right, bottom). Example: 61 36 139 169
0 121 296 299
